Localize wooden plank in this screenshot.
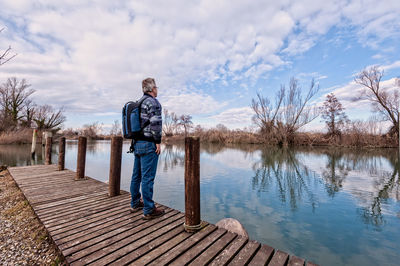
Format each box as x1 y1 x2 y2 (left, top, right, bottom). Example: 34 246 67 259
35 193 110 215
48 203 136 235
306 261 318 266
30 188 108 207
42 197 130 226
67 210 181 264
29 186 107 203
44 198 131 230
190 231 237 265
111 223 186 265
131 227 194 265
288 255 305 266
248 244 274 266
32 191 107 211
209 236 248 266
170 228 227 265
93 217 186 265
228 240 260 265
38 195 130 222
268 250 289 266
55 209 145 246
147 225 217 266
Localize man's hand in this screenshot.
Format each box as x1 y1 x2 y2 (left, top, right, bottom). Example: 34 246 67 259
155 144 161 155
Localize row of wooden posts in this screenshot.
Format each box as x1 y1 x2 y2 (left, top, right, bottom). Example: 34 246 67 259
43 136 202 232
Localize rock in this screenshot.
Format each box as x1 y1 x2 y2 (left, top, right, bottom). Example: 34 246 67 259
0 165 7 172
215 218 249 237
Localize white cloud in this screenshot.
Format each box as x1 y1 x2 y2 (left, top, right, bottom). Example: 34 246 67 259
0 0 399 127
210 107 254 127
162 92 226 115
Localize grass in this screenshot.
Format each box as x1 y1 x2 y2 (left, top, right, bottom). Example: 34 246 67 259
0 128 34 144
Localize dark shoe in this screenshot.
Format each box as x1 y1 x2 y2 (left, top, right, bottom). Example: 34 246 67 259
143 207 165 220
130 200 144 213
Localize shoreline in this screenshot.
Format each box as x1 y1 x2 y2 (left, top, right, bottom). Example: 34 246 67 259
0 169 65 265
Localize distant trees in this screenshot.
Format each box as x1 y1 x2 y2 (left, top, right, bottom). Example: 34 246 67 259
251 77 320 145
0 78 34 128
109 120 122 136
162 109 193 136
0 77 65 132
33 105 66 131
80 122 103 138
321 93 348 136
179 114 193 136
163 109 177 136
355 66 399 137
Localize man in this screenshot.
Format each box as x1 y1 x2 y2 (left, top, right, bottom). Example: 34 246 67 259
130 78 165 219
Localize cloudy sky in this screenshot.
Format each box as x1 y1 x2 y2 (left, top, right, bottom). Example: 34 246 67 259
0 0 399 132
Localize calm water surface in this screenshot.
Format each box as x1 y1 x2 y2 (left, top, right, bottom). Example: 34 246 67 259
1 140 400 266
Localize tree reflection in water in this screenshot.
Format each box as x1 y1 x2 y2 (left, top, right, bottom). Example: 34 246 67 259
320 148 400 228
252 147 322 211
162 144 184 171
253 146 400 228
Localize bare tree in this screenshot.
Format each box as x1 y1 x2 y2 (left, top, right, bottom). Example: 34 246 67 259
251 87 284 135
179 114 193 136
80 122 103 138
110 120 122 136
163 109 177 137
321 93 348 136
33 104 66 131
0 28 17 65
355 66 399 136
20 99 36 128
0 77 35 128
251 77 320 145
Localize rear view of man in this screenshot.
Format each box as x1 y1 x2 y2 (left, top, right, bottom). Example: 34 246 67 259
130 78 164 219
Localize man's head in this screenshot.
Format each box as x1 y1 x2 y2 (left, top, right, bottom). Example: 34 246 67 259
142 78 158 97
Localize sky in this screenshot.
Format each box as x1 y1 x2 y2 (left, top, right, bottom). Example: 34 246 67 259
0 0 399 133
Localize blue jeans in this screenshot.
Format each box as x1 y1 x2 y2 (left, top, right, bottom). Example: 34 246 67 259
130 140 159 215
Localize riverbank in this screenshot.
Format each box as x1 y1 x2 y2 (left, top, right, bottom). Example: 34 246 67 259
0 169 64 265
1 128 398 148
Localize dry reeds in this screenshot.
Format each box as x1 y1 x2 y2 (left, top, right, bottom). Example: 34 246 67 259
0 128 34 145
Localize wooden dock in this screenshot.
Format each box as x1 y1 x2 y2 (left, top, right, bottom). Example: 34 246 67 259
8 164 317 265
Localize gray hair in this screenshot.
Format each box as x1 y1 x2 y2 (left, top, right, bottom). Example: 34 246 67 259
142 78 156 93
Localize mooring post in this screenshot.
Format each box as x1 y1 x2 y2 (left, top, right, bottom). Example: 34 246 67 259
109 136 122 197
45 136 52 165
31 129 37 159
58 137 66 171
75 136 87 180
184 136 202 232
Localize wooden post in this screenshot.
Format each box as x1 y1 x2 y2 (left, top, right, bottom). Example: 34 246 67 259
184 136 202 232
109 136 123 197
31 129 37 159
75 136 87 180
45 136 52 165
58 137 66 171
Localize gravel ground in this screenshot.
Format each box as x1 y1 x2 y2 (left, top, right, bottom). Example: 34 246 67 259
0 169 65 266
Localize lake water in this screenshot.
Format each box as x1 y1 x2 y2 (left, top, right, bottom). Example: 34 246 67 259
1 140 399 265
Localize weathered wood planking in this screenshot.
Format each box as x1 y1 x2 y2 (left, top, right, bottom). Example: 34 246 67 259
8 165 318 265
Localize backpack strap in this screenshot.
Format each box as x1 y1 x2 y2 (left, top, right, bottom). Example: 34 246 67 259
138 95 151 130
127 95 151 153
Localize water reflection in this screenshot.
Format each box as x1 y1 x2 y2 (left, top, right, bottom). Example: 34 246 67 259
250 146 400 229
162 144 184 171
252 147 321 211
0 144 46 166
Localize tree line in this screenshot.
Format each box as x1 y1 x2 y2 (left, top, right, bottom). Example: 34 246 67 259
0 77 66 133
251 66 399 146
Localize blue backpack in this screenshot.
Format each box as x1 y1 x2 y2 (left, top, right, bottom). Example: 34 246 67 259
122 95 150 139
